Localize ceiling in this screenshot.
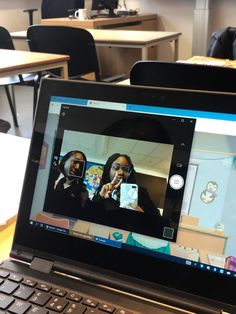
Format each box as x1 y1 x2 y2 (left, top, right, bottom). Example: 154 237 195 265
61 130 173 177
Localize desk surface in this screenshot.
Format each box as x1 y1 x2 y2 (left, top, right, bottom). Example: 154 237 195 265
0 134 29 260
88 29 181 46
11 29 181 46
0 133 30 226
41 14 157 29
0 49 69 79
182 55 236 68
0 222 16 261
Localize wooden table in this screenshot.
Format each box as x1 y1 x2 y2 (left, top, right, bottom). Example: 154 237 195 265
0 49 69 79
11 29 180 61
41 15 158 30
0 133 30 260
181 55 236 68
41 15 160 77
87 29 181 61
0 222 16 261
11 29 181 77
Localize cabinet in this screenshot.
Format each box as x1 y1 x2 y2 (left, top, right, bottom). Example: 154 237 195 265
177 222 228 255
41 15 158 77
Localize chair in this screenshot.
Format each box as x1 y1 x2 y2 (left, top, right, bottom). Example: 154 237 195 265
0 26 39 127
23 8 38 26
130 60 236 92
27 25 101 82
207 27 236 60
0 119 11 133
41 0 85 19
22 0 85 30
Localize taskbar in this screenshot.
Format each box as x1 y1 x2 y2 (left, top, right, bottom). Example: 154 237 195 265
29 219 236 278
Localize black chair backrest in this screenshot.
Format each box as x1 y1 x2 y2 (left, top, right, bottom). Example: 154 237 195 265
41 0 85 18
130 61 236 92
207 27 236 60
27 25 101 81
0 26 26 83
0 26 15 50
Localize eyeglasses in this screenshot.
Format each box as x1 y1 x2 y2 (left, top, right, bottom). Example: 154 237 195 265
71 159 84 166
111 163 130 173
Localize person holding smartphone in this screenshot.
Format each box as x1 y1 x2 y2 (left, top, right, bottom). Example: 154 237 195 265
93 153 159 215
90 153 169 236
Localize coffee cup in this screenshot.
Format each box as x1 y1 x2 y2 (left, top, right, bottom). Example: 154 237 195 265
74 8 88 20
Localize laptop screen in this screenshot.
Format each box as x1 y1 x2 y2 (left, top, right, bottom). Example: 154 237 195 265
28 82 236 276
14 79 236 307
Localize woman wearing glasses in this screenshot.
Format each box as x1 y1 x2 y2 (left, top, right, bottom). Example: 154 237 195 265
90 152 169 238
93 153 159 215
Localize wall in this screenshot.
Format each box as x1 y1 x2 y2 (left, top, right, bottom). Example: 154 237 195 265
0 0 41 31
1 0 236 60
209 0 236 34
127 0 195 61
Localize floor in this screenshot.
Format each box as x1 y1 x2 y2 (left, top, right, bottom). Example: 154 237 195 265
0 85 34 139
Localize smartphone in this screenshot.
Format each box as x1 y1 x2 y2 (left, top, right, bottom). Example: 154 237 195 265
120 183 138 210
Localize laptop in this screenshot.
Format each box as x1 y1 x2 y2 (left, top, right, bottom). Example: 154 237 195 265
1 78 236 314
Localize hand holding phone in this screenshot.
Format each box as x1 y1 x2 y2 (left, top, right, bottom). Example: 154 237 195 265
120 183 138 210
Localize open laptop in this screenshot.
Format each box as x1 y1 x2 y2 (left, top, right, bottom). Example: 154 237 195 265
1 78 236 314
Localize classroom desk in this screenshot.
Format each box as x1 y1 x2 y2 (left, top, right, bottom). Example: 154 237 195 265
11 29 181 77
0 222 16 261
0 133 30 260
11 29 180 61
0 49 69 79
41 15 158 30
181 55 236 68
41 15 159 78
88 29 181 61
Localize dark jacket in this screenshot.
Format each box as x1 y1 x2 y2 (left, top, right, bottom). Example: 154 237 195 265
207 27 236 60
44 177 89 219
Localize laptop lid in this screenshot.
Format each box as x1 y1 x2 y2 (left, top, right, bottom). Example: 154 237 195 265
12 78 236 313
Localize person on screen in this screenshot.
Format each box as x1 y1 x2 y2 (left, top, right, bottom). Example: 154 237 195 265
93 153 159 215
44 150 89 219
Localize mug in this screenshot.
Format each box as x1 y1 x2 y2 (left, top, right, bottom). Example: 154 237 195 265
74 8 88 20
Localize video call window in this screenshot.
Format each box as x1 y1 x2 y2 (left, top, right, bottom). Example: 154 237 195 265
30 97 236 274
42 104 196 241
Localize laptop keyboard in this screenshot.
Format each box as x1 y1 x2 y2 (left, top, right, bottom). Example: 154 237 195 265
0 269 133 314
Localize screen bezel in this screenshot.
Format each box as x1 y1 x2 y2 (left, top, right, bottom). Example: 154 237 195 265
12 78 236 308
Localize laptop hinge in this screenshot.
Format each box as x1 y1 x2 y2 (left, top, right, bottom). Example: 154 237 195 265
10 248 34 262
30 257 54 274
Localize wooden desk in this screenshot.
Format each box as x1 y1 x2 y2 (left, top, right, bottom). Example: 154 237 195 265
0 134 30 260
0 49 69 79
40 15 181 77
11 29 181 77
13 15 157 78
181 55 236 68
41 14 157 30
0 222 16 261
88 29 181 61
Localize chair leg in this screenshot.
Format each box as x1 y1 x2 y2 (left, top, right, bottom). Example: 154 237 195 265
10 86 16 111
33 83 38 120
4 85 19 127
